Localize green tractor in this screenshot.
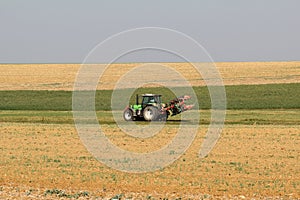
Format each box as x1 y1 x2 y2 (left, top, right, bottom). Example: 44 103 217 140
123 94 194 121
123 94 168 121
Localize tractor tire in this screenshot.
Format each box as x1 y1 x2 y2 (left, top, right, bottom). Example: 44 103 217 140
143 106 158 121
123 108 134 121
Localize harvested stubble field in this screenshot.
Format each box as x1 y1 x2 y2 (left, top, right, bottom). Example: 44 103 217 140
0 61 300 90
0 123 299 199
0 62 300 199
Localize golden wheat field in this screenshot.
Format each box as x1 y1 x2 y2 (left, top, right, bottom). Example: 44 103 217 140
0 62 300 199
0 62 300 90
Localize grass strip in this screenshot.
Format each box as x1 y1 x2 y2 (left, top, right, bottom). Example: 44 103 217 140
0 110 299 125
0 83 299 111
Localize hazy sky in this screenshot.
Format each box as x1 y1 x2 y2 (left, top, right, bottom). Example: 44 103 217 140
0 0 299 63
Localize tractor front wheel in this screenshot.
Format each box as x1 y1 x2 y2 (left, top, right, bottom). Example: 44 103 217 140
123 108 134 121
143 106 158 121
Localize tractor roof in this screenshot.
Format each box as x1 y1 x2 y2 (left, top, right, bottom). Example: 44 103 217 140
142 94 161 97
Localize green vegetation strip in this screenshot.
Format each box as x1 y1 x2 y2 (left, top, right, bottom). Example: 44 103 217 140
0 83 299 111
0 110 299 125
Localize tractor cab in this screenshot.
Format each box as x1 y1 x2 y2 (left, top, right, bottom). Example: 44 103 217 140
141 94 162 108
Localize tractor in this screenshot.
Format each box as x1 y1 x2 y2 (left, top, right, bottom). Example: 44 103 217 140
123 94 194 121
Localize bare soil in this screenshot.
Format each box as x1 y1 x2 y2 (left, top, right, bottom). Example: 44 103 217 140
0 123 299 199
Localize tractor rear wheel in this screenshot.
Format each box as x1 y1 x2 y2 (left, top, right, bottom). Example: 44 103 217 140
123 108 134 121
143 106 158 121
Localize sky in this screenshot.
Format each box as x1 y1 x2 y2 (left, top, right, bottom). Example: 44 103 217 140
0 0 299 63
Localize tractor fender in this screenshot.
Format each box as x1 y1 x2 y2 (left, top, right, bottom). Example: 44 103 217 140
124 106 135 114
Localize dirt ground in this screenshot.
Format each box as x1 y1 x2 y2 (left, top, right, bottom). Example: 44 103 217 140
0 123 299 199
0 61 299 90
